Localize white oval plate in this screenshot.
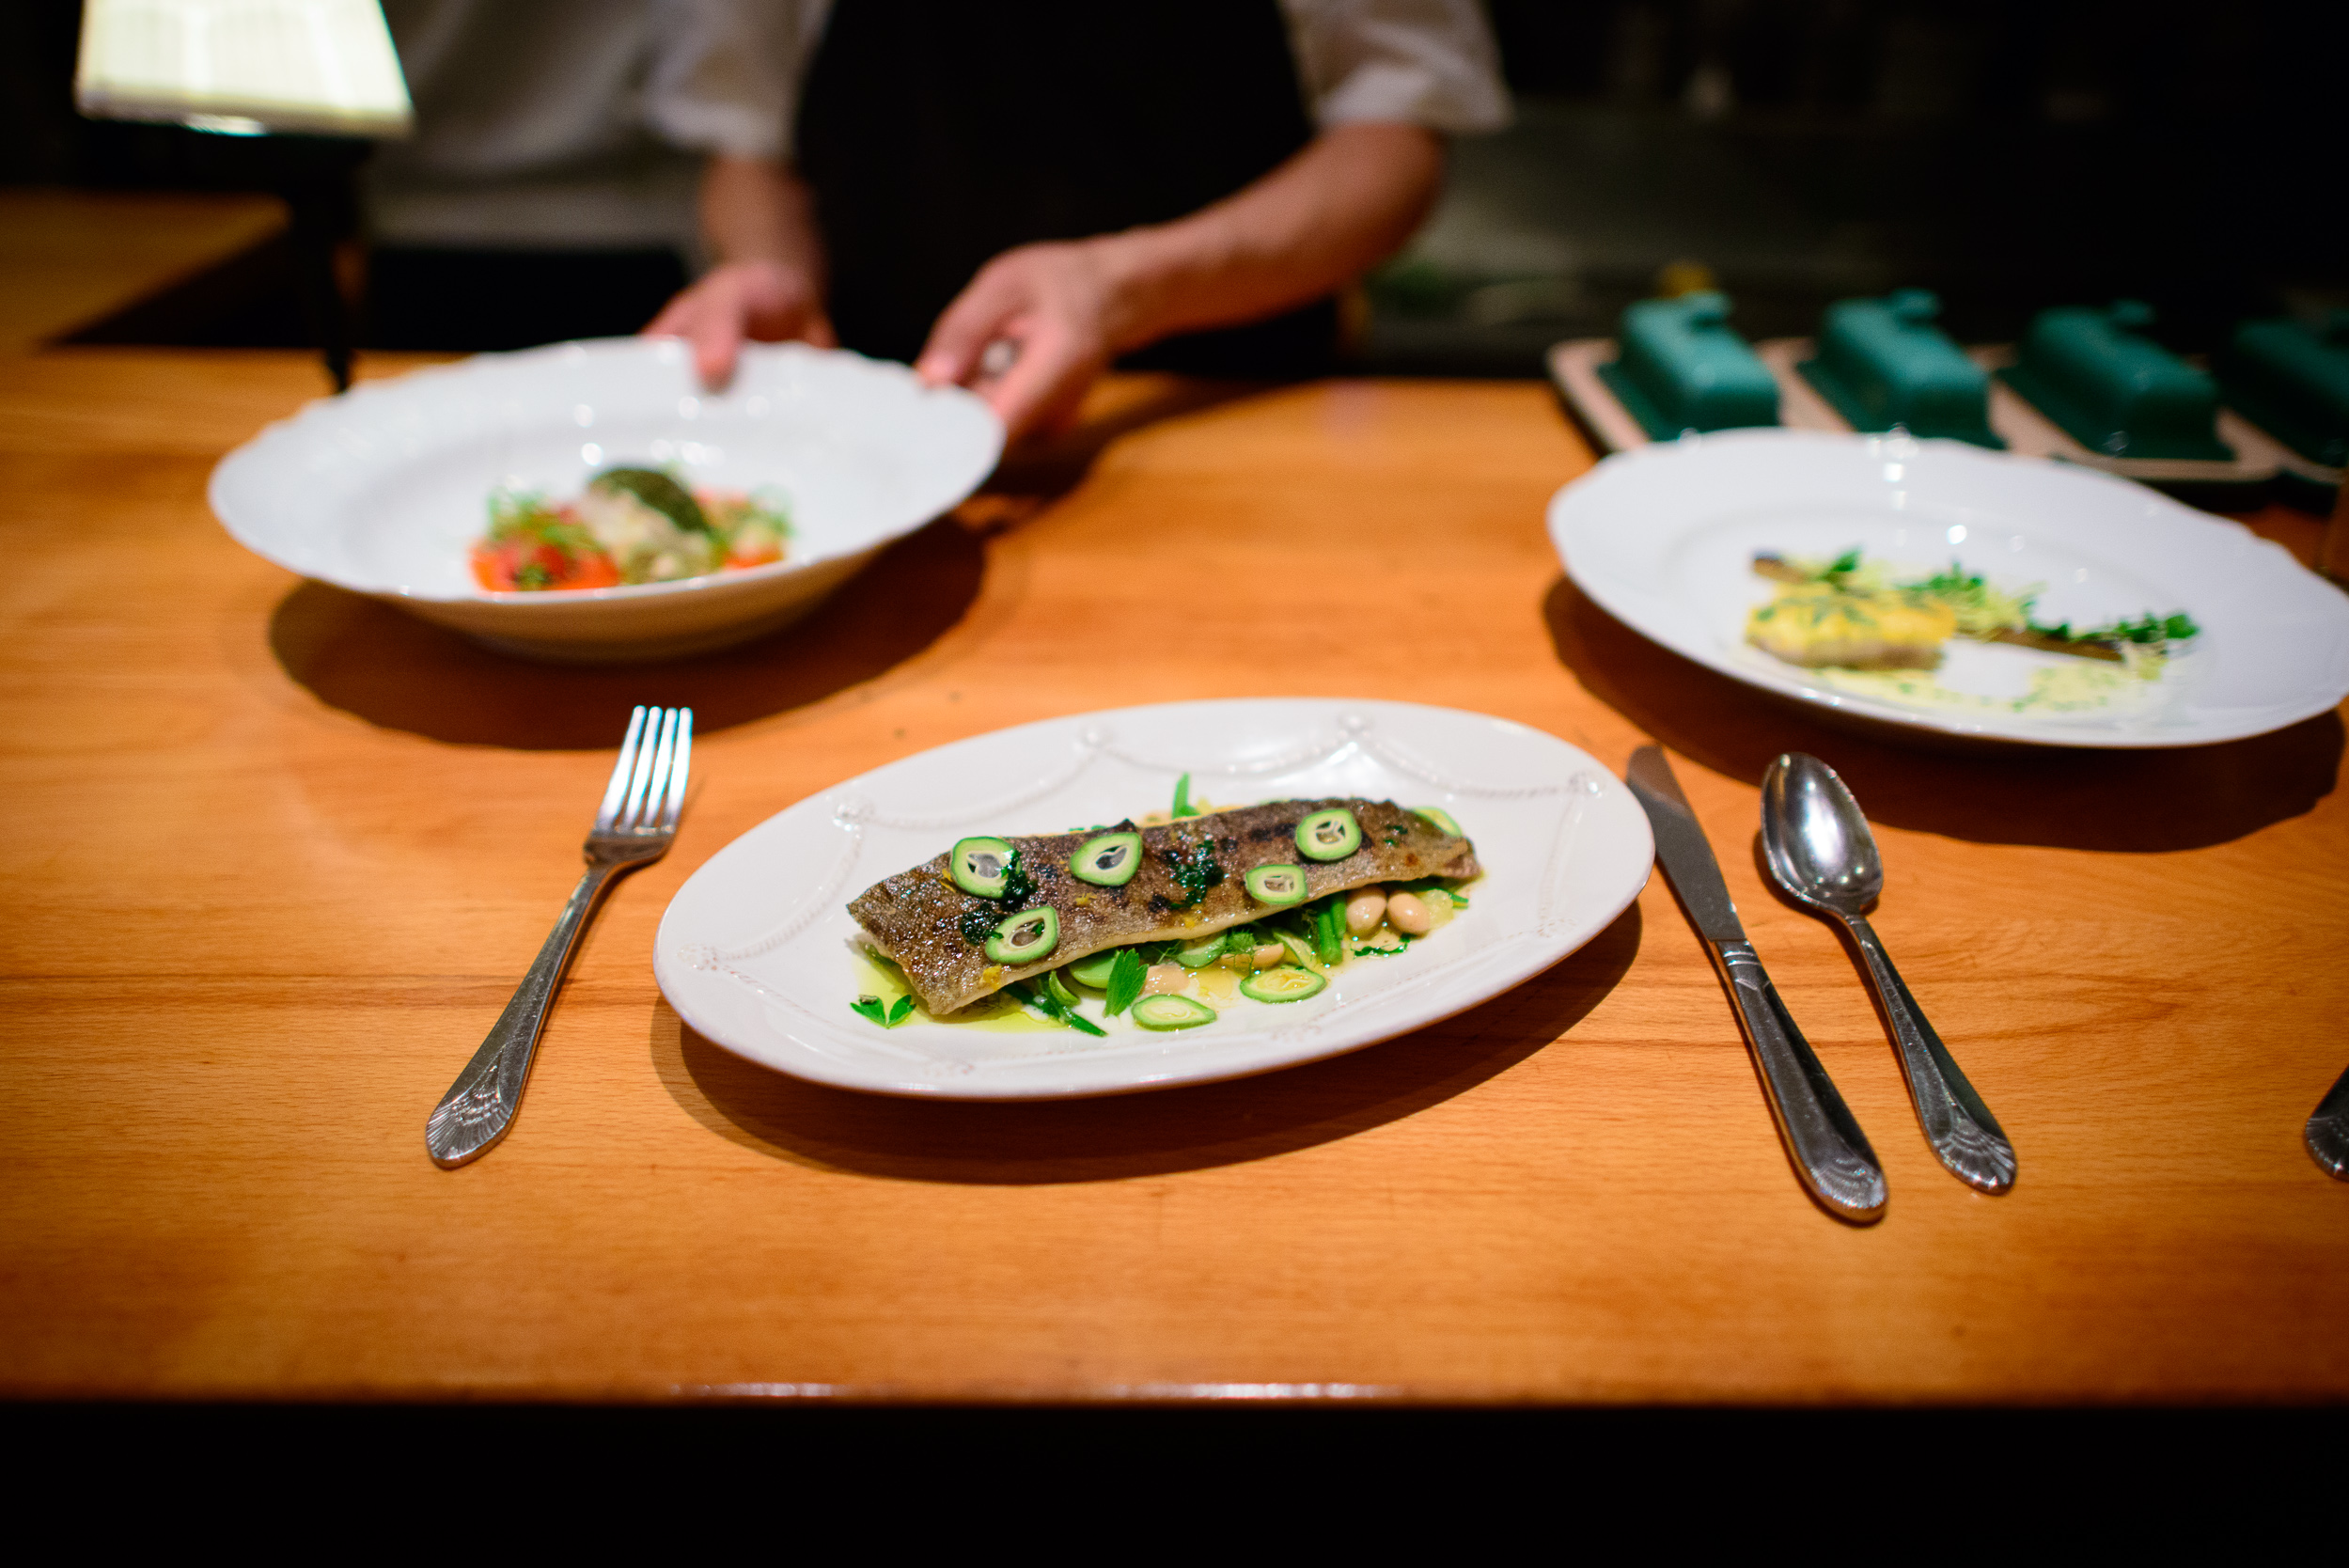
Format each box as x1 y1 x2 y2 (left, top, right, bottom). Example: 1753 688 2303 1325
1549 429 2349 747
654 699 1653 1100
209 337 1001 662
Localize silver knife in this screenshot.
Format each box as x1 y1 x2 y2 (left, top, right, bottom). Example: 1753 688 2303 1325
1626 745 1887 1222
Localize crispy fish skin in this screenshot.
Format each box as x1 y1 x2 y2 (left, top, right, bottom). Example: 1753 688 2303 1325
848 797 1478 1016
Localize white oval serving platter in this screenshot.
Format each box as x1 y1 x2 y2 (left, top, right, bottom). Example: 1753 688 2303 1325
1549 428 2349 747
653 698 1653 1100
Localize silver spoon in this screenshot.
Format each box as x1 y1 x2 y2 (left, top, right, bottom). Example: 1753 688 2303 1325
1761 753 2016 1194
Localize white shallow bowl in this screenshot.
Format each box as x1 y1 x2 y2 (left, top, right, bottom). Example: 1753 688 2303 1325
653 698 1654 1101
209 338 1002 662
1550 429 2349 748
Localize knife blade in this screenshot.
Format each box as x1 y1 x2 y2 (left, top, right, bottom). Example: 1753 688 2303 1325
1626 745 1887 1223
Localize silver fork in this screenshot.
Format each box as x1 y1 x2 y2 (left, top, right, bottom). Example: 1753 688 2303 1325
427 706 693 1168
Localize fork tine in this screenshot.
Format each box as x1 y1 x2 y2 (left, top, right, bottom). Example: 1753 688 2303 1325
619 707 670 829
637 707 680 830
595 706 649 830
658 709 693 829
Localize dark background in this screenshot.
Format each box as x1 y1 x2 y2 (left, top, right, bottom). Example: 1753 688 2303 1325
4 0 2342 370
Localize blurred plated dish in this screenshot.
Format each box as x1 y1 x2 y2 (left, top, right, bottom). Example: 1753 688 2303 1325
209 337 1001 662
1549 429 2349 747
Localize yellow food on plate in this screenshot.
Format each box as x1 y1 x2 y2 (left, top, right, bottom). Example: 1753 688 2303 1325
1746 588 1958 670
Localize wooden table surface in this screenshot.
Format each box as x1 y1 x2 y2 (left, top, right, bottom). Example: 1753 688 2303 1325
3 346 2344 1404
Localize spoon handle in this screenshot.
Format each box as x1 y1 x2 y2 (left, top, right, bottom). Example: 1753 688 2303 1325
1840 913 2016 1193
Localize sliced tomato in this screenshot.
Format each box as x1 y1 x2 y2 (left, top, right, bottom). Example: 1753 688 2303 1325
470 538 619 592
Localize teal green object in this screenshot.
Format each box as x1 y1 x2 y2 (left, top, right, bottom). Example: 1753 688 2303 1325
2216 312 2349 469
1597 291 1779 439
1797 290 2003 448
1997 301 2232 462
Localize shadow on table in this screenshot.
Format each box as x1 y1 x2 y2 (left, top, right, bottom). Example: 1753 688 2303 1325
1544 575 2343 852
650 902 1642 1184
268 515 986 748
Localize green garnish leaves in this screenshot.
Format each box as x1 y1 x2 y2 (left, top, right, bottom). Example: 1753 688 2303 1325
1009 978 1105 1037
1171 772 1198 818
1104 948 1146 1017
2031 609 2201 647
958 906 1000 946
851 994 916 1028
994 847 1038 908
1158 835 1225 909
1355 935 1415 957
590 465 711 534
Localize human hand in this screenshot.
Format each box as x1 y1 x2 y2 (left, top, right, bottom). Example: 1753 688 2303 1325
644 259 836 390
915 240 1134 442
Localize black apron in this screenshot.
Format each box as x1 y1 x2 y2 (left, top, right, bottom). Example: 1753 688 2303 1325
795 0 1337 376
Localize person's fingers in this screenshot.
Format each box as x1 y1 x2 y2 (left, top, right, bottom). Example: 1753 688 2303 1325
984 318 1099 441
691 271 747 390
916 264 1025 386
643 289 697 339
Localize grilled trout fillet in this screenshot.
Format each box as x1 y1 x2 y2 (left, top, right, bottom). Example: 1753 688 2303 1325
848 797 1479 1015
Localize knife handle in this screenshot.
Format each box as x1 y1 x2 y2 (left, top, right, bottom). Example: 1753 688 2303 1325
1710 939 1887 1222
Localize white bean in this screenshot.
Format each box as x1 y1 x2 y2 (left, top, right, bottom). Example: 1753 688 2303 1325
1386 890 1434 935
1253 944 1286 970
1143 963 1189 996
1344 886 1387 936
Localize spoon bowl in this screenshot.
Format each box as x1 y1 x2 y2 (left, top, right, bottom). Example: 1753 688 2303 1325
1761 754 1883 917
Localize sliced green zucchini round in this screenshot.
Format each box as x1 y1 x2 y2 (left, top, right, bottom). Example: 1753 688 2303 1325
1067 949 1121 988
949 835 1016 898
1045 967 1083 1009
589 466 710 534
1239 967 1327 1004
1172 933 1229 969
1412 807 1464 838
982 906 1058 965
1070 830 1144 887
1243 863 1308 906
1295 807 1362 862
1131 994 1216 1030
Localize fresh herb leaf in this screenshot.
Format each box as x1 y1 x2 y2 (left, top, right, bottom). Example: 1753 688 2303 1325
1159 835 1224 909
1355 935 1415 957
1009 978 1106 1037
850 995 887 1026
887 995 915 1026
1171 772 1198 818
1104 948 1146 1016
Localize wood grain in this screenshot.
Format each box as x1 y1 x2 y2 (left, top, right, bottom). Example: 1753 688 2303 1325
1 347 2343 1403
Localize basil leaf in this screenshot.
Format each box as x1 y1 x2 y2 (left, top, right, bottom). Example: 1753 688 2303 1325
1104 948 1147 1017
